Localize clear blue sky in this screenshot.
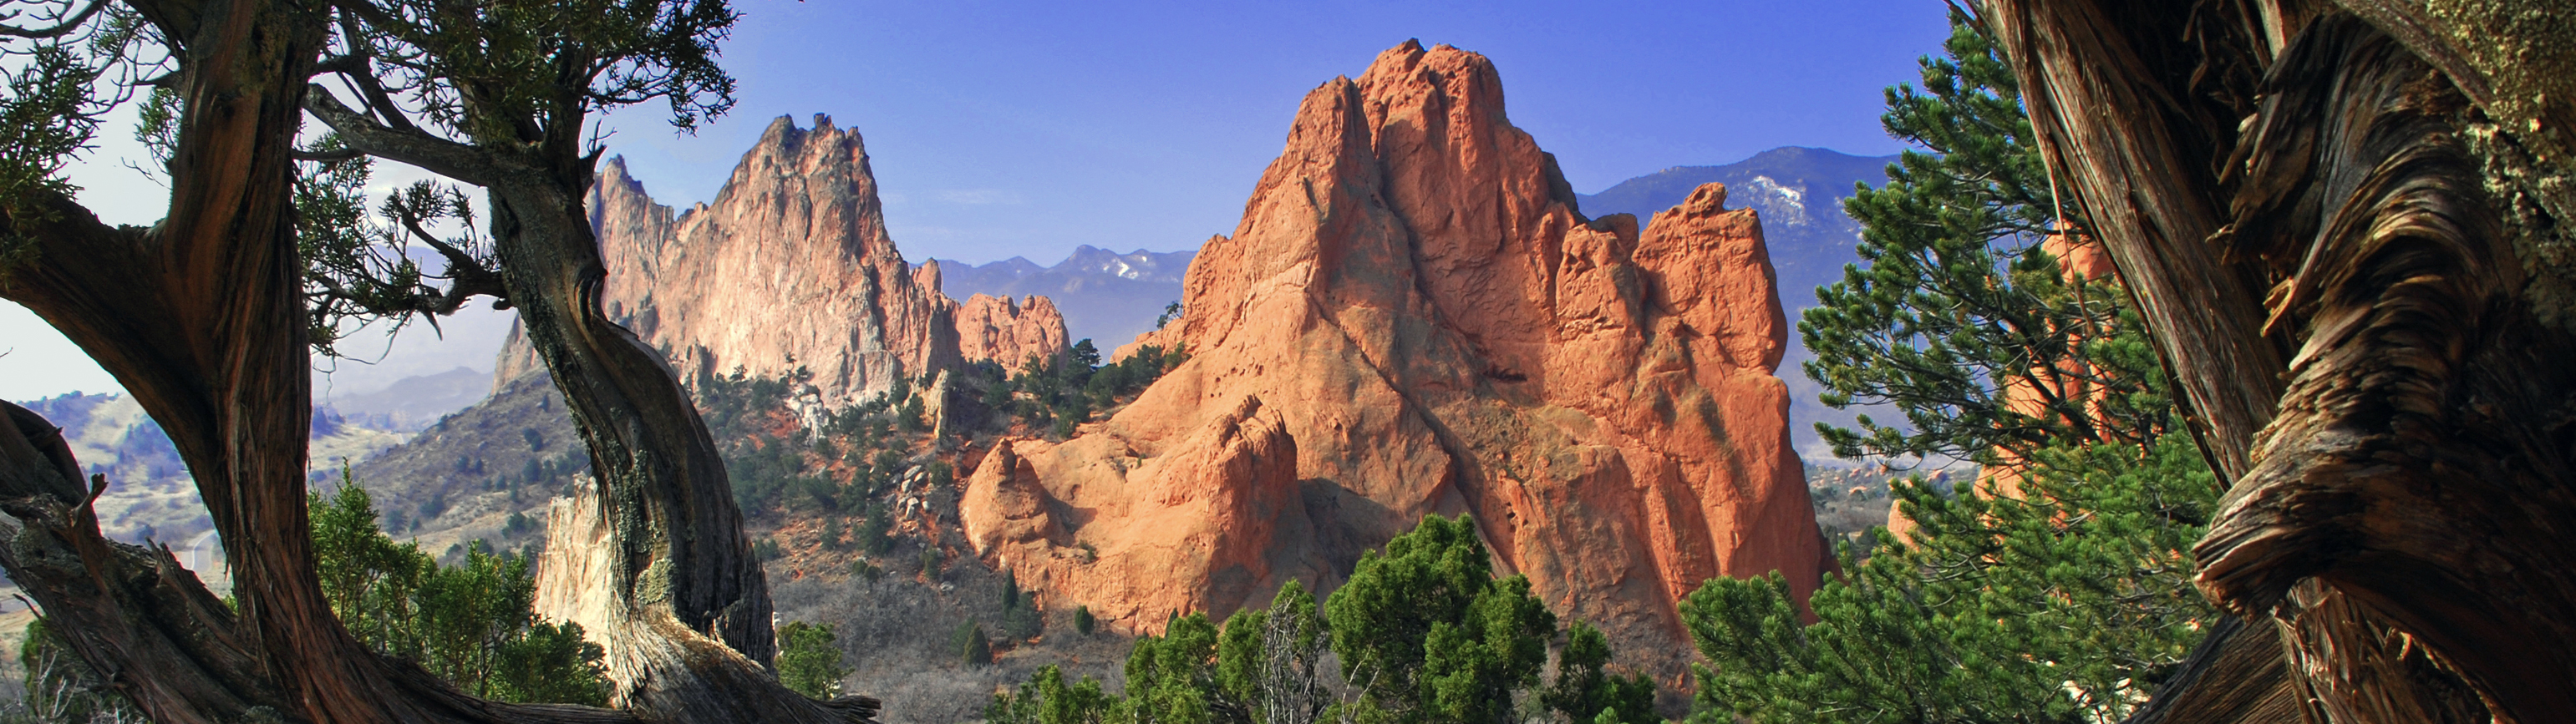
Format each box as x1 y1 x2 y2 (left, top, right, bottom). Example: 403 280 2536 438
596 0 1953 264
6 0 1953 401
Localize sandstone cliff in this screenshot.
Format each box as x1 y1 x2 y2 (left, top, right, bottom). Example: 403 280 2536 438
492 116 1069 402
962 42 1827 657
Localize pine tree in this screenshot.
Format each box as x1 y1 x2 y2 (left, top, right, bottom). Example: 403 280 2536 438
775 621 848 698
1801 8 2167 465
1682 10 2222 724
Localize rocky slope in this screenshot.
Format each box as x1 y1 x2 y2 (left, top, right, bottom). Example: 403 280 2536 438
3 392 415 588
962 41 1828 666
932 246 1195 347
492 115 1069 403
321 366 491 432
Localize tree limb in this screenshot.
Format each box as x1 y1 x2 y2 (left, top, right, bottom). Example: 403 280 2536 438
0 0 107 38
303 84 504 187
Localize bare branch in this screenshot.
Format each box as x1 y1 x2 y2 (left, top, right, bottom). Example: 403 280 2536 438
0 0 106 39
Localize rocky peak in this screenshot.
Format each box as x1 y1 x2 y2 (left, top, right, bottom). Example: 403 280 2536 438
491 116 1069 405
961 42 1824 676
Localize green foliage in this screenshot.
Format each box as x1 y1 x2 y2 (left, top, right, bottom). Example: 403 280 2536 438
957 620 993 666
1001 571 1044 640
1217 581 1333 724
339 0 739 144
853 504 896 554
308 474 608 705
776 620 848 699
898 393 928 433
996 517 1655 724
820 515 846 551
0 6 155 285
993 340 1185 439
1075 605 1095 635
988 665 1120 724
1802 10 2165 464
1685 433 2218 724
1126 612 1222 724
997 518 1636 724
1541 622 1657 724
1329 514 1556 723
1686 12 2222 724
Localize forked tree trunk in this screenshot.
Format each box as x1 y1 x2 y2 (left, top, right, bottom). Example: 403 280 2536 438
1988 1 2576 721
0 1 874 721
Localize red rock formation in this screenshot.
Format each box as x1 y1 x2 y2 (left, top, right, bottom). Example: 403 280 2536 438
954 294 1070 369
959 42 1826 659
492 116 1068 403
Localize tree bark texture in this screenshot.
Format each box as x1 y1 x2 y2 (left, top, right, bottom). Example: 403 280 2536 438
1992 1 2576 722
0 2 433 721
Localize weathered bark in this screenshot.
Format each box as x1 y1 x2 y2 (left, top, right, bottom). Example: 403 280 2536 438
2118 615 2304 724
0 399 290 724
0 2 417 721
1994 1 2576 721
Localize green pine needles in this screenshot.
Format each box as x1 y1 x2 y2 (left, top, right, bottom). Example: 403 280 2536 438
1801 8 2169 465
1684 433 2218 723
1683 8 2223 724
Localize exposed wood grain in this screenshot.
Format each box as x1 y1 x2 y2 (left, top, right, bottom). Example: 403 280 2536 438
2000 2 2576 722
1988 0 2284 483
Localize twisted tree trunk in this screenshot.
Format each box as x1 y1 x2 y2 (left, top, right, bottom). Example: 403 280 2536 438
0 1 875 721
298 39 878 724
1989 1 2576 721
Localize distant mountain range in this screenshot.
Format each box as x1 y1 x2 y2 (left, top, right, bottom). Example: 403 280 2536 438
930 245 1196 348
1578 146 1901 461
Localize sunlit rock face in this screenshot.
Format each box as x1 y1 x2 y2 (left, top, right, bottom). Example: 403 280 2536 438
953 293 1070 370
494 115 1068 402
961 41 1826 667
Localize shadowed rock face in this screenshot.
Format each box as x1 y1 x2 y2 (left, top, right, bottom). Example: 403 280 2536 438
963 41 1826 664
493 115 1068 403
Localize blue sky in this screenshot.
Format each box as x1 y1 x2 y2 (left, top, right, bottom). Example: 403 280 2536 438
6 0 1952 400
597 0 1951 263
